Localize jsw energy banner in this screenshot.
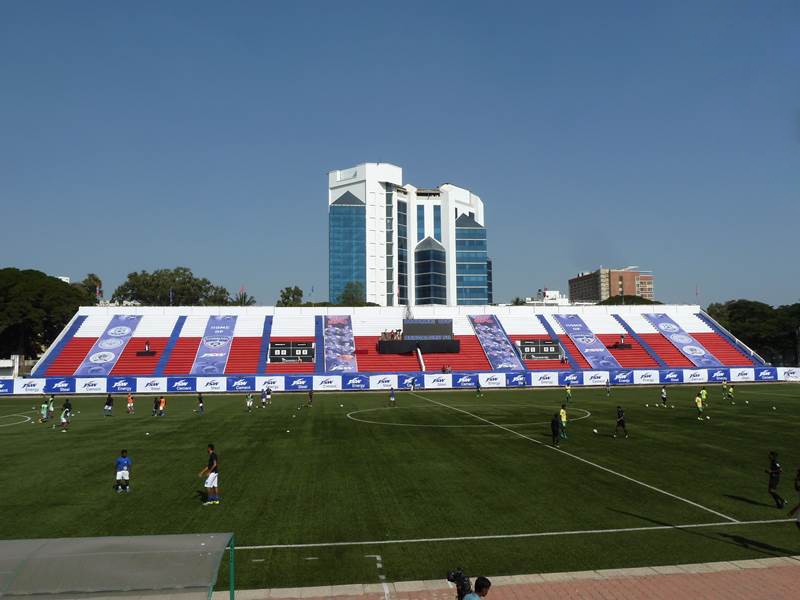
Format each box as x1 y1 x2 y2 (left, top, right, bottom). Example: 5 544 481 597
74 315 142 377
190 316 237 375
642 313 721 368
553 314 621 370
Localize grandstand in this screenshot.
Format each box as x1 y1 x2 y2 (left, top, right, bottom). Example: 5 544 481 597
30 305 766 381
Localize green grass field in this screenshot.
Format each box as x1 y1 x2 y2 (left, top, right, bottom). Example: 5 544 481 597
2 383 800 591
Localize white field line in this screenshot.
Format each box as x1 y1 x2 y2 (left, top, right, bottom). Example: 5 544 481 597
365 554 390 599
0 414 32 427
410 392 739 523
236 518 793 550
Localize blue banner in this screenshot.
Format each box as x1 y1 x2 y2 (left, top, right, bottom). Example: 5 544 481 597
469 315 525 371
553 314 621 370
108 377 135 393
323 316 358 372
397 373 423 389
642 314 721 368
453 373 478 388
286 375 312 391
505 372 528 387
342 374 370 390
558 371 583 386
191 316 237 375
707 368 730 383
74 315 142 377
226 376 255 392
659 369 684 384
167 377 196 392
611 370 634 385
45 378 75 394
755 367 778 381
0 379 13 394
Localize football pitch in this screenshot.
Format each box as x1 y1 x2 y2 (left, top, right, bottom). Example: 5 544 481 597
1 383 800 591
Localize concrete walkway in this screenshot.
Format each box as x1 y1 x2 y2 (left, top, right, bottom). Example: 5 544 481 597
216 555 800 599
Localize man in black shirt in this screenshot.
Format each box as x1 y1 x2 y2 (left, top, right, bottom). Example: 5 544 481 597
152 396 159 417
307 389 313 407
104 394 113 417
766 451 785 508
199 443 219 505
550 413 561 447
196 392 204 416
613 406 628 439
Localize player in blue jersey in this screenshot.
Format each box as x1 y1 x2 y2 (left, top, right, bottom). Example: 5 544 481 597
389 387 396 407
475 379 483 398
114 449 131 493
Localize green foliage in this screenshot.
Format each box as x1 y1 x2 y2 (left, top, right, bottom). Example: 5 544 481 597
70 273 103 305
511 297 526 306
598 295 661 305
706 299 800 365
277 286 304 307
0 268 88 358
111 267 229 306
231 290 257 306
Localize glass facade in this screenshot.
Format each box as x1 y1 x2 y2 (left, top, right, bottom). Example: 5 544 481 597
397 201 408 305
329 203 366 303
433 205 441 241
415 243 447 304
416 205 425 241
455 216 489 305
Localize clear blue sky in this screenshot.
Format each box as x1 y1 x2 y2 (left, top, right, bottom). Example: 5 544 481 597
2 1 798 306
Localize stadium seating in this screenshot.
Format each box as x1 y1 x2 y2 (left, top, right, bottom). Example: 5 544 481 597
45 338 97 376
354 336 422 372
691 333 754 367
111 338 169 376
162 338 201 375
422 335 491 372
595 335 659 368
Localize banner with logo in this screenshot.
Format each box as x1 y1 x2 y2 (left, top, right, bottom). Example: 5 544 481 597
313 375 342 391
137 377 166 393
531 372 559 387
342 374 370 390
558 371 582 387
659 369 683 384
479 372 506 388
369 374 398 390
469 315 525 371
285 375 312 391
505 372 528 387
451 373 477 388
45 378 75 394
633 370 659 385
256 376 284 392
754 367 778 381
0 379 12 394
553 314 621 370
730 368 754 382
195 377 225 392
642 314 721 368
424 374 451 389
323 316 358 372
74 315 142 377
779 367 799 382
397 373 422 389
583 371 610 386
706 368 730 383
108 377 135 393
167 377 196 393
683 369 708 384
611 370 633 385
190 316 237 375
76 378 106 394
226 376 255 392
14 379 45 394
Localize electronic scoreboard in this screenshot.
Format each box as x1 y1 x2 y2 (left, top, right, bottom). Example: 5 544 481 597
268 341 315 363
516 339 561 360
402 319 453 341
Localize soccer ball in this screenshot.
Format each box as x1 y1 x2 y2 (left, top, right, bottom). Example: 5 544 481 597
145 432 150 436
670 405 675 409
286 429 290 433
705 416 710 420
645 404 649 407
592 428 598 434
745 400 749 405
772 406 776 410
340 404 344 408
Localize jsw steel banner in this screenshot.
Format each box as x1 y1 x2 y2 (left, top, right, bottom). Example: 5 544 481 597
196 377 226 393
74 315 142 377
424 374 451 389
397 373 423 389
369 374 398 390
553 314 621 370
642 314 721 368
780 367 799 382
313 375 342 391
191 316 237 375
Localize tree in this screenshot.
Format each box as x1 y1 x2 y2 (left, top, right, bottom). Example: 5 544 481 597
511 297 526 306
230 290 257 306
598 295 661 306
71 273 103 305
0 268 88 358
337 281 366 306
277 286 303 307
111 267 229 306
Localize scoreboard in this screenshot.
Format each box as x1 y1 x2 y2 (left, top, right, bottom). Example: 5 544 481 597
402 319 453 341
269 341 315 363
517 339 561 360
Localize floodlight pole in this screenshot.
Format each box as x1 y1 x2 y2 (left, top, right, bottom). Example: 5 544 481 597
229 534 235 599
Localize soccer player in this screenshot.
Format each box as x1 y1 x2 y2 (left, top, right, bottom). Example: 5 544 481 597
605 379 611 398
58 405 69 432
158 395 166 417
700 386 708 408
475 379 483 398
39 398 49 423
389 387 396 407
728 384 735 405
196 392 204 416
565 384 572 404
694 392 704 421
613 406 628 439
408 379 415 392
198 443 219 505
265 387 272 406
47 395 55 419
126 392 134 415
260 388 267 409
550 413 561 447
559 404 568 439
104 394 113 417
62 397 72 421
307 389 313 407
246 393 253 413
114 449 131 493
152 396 159 417
660 385 668 407
766 451 785 508
721 380 729 402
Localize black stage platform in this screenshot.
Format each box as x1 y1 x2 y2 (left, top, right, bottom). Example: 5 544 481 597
377 339 460 354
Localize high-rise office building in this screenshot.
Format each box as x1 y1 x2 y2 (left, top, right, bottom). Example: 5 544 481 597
328 163 491 306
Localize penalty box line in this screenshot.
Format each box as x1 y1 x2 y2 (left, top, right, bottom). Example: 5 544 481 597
237 518 793 550
410 392 739 524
